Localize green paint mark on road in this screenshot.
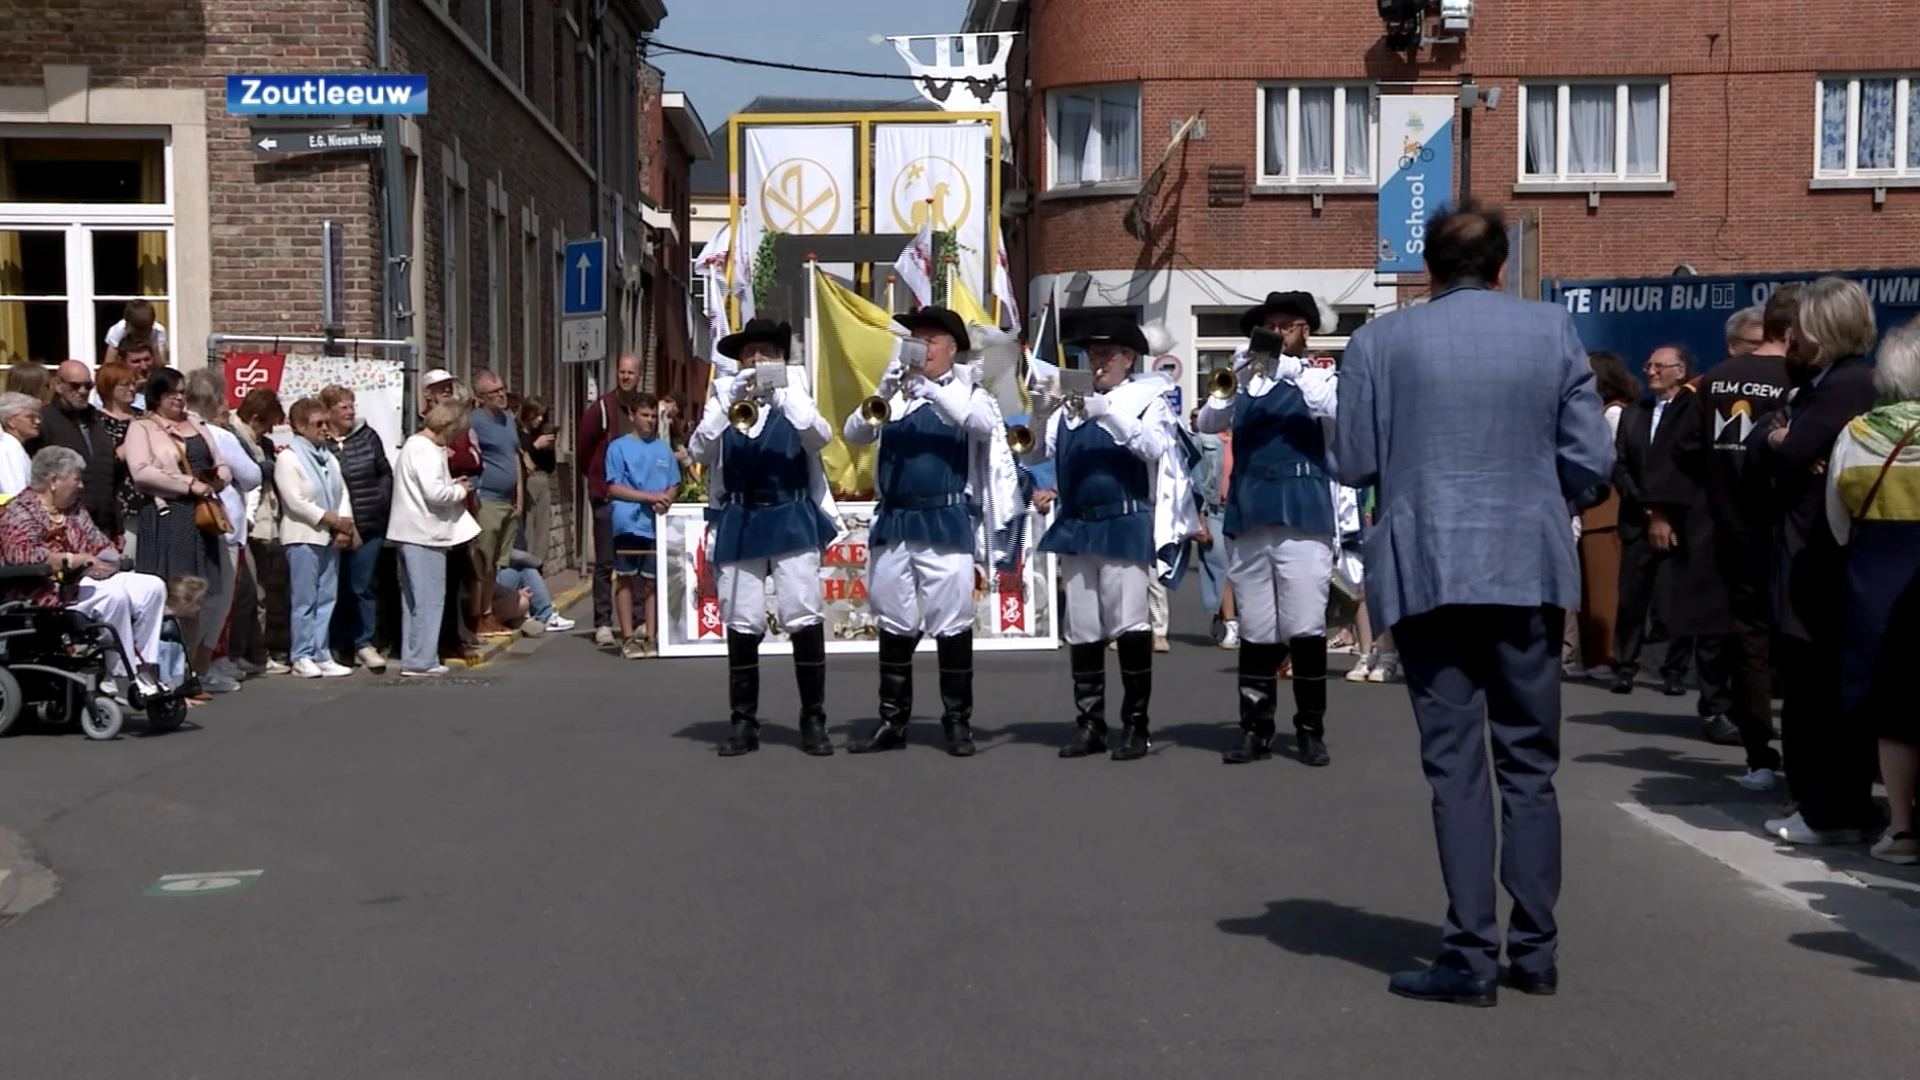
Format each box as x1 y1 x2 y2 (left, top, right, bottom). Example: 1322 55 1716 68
143 870 264 897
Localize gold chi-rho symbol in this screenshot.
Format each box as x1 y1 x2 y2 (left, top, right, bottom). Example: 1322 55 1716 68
760 159 840 234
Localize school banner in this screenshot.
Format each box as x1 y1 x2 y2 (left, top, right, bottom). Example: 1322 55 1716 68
654 503 1058 656
1375 95 1455 274
738 124 858 298
873 122 992 314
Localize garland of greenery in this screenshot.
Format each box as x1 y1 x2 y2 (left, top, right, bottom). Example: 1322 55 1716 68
751 230 782 312
931 231 959 308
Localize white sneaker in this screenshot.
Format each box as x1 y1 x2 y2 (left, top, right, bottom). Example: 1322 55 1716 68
1736 768 1777 792
1562 662 1588 679
99 677 119 700
593 626 617 647
316 660 353 678
1870 830 1919 865
211 658 246 682
355 646 388 673
545 613 577 632
1221 620 1240 650
263 658 292 675
1368 653 1401 683
1346 654 1375 682
1586 664 1614 680
1769 811 1869 846
291 658 325 679
401 665 451 678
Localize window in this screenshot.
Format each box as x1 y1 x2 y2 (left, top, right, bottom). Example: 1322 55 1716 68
1520 81 1667 183
1 133 173 367
1047 86 1142 188
521 220 537 397
443 175 470 374
1817 74 1920 178
1191 306 1372 375
488 200 507 375
520 0 535 91
1258 84 1375 185
485 0 502 65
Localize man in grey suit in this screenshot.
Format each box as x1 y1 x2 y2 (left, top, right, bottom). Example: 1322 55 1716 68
1332 202 1614 1007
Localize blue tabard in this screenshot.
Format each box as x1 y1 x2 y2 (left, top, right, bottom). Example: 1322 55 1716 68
711 410 837 564
1224 381 1335 540
871 402 976 552
1037 415 1155 564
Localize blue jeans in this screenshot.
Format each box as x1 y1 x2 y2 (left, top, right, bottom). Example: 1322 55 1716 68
1195 508 1229 616
398 542 448 672
333 529 385 650
286 542 341 662
496 566 555 622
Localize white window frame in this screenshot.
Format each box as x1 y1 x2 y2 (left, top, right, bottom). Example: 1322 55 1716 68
487 194 506 376
1255 83 1378 186
521 206 539 400
1516 80 1670 184
443 166 470 377
1045 84 1143 190
1814 73 1919 179
0 126 177 365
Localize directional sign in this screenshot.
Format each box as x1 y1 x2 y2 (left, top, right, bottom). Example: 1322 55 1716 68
562 316 608 364
253 128 386 154
563 238 607 317
144 870 264 897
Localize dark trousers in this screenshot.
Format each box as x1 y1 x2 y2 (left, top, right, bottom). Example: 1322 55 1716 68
1721 557 1780 771
1614 536 1670 677
590 500 615 629
1394 604 1563 981
1778 634 1878 831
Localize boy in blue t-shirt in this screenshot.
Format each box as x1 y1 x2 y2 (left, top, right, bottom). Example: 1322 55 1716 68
603 393 681 658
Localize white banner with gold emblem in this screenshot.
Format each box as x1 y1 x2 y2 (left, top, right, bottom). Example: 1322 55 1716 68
739 125 858 299
873 122 991 313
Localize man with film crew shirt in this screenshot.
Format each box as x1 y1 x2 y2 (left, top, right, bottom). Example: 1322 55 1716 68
841 306 1013 758
1197 291 1341 767
688 318 840 758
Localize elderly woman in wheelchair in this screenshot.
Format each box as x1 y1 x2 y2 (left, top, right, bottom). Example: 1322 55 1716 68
0 446 175 737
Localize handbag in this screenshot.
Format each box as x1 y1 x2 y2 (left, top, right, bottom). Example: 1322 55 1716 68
170 432 232 536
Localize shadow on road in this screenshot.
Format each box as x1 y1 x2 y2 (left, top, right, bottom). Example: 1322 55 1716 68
1787 930 1920 983
1573 742 1771 818
1216 898 1441 975
1567 708 1703 739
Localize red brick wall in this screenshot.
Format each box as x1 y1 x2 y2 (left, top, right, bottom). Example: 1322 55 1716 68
1010 0 1920 285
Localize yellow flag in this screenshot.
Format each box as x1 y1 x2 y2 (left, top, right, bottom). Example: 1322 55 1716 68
812 268 897 496
948 269 994 328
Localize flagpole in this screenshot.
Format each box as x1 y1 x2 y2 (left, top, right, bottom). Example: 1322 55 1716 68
1049 268 1066 367
806 255 821 395
886 273 897 316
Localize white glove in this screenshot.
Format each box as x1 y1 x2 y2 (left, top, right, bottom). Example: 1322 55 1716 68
906 373 937 400
729 372 755 403
876 360 905 399
1080 393 1111 420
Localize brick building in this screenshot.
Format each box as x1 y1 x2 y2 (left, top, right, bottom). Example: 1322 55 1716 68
0 0 680 565
641 88 709 406
965 0 1920 395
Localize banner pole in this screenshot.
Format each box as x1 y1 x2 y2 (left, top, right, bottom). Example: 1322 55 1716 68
726 117 742 333
806 258 820 395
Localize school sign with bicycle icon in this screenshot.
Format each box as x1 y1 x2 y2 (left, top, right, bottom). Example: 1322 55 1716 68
1376 95 1457 274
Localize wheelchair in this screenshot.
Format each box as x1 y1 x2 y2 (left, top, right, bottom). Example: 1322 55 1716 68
0 563 189 740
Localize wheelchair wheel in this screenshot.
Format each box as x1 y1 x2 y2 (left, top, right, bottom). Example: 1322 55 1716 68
0 667 21 736
145 695 186 735
79 696 123 741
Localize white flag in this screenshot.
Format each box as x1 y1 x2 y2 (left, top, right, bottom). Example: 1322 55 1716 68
991 226 1021 332
891 221 935 308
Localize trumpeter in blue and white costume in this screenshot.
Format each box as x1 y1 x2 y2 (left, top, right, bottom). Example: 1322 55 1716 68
1195 290 1341 767
841 306 1018 757
1035 314 1193 761
688 317 842 758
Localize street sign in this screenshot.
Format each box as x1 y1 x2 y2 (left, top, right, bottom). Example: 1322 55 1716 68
321 221 346 333
563 237 607 317
253 128 386 154
144 870 264 897
562 316 608 364
227 74 428 115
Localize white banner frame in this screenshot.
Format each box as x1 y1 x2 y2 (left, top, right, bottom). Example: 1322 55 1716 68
653 502 1059 657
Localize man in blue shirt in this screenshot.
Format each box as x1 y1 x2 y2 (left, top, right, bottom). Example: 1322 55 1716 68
468 369 523 634
604 392 681 657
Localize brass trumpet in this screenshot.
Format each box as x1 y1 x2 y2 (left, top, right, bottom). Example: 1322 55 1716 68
1006 423 1034 455
859 395 892 426
728 399 758 433
1207 366 1239 402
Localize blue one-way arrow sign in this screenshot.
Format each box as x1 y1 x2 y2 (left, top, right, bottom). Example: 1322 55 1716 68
563 238 607 318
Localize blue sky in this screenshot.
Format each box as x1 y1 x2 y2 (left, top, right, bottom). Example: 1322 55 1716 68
649 0 970 123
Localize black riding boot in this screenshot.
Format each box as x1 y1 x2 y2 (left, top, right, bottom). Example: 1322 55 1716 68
1059 642 1109 758
936 631 976 757
1291 634 1330 766
1111 630 1154 761
1224 641 1284 763
791 623 833 756
849 630 917 753
717 630 762 757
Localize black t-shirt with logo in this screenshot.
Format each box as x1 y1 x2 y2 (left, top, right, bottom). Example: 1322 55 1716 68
1695 352 1793 533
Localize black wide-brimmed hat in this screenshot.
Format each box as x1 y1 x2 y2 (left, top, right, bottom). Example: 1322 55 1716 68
894 306 972 353
1067 314 1150 357
1238 291 1328 336
716 317 792 360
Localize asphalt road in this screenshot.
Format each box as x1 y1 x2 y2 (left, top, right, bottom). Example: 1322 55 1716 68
1 595 1917 1079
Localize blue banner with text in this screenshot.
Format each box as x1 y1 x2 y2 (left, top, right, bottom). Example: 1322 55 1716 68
226 74 428 115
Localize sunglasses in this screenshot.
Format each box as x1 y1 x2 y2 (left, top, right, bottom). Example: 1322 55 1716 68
62 379 94 390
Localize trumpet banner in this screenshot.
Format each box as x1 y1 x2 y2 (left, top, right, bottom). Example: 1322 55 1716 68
812 267 897 495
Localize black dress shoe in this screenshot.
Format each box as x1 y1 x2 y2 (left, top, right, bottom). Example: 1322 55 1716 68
1222 731 1273 764
717 727 760 757
1297 733 1331 767
847 722 909 754
1701 714 1742 747
1505 966 1558 996
1388 965 1497 1007
943 721 977 758
1109 725 1151 762
798 718 834 757
1609 674 1634 694
1661 674 1688 696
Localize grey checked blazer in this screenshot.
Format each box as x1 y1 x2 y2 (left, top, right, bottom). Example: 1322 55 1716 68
1331 286 1615 629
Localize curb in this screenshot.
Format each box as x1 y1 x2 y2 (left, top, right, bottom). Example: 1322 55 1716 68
0 826 59 928
456 578 595 670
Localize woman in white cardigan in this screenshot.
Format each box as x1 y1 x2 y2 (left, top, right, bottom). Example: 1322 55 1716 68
387 400 480 676
275 397 356 678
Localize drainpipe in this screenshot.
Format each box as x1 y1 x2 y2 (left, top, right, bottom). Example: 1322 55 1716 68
375 0 413 366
